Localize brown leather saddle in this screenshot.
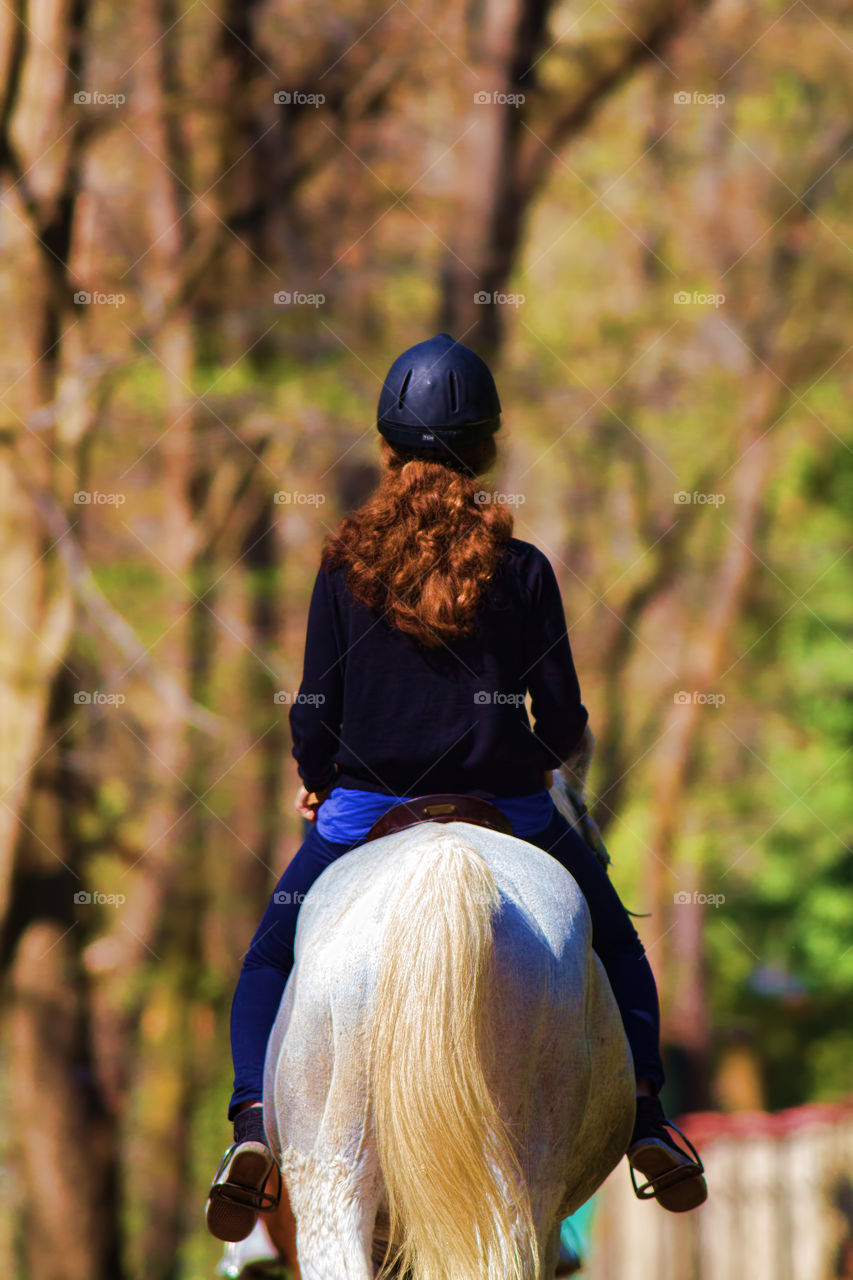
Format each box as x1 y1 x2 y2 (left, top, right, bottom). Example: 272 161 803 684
365 793 513 842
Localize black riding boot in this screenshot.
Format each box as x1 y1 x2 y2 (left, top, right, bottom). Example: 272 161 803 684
627 1094 708 1212
205 1104 279 1243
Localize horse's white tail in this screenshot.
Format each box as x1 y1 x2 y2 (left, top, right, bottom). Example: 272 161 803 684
370 830 540 1280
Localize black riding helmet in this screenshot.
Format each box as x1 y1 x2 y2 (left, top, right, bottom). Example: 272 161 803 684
376 333 501 449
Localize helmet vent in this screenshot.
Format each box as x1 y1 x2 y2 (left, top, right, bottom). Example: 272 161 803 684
448 369 459 413
397 368 413 410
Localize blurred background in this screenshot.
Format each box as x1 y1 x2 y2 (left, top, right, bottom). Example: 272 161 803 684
0 0 851 1276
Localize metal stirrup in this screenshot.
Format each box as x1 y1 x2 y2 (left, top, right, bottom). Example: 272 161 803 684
211 1171 281 1214
209 1144 282 1213
628 1119 705 1201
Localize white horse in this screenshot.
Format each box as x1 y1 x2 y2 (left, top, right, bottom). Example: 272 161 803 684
261 815 635 1280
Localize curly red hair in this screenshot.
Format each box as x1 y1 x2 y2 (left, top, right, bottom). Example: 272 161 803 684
321 436 513 647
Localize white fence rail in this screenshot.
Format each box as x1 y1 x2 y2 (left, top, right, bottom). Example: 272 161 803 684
586 1103 853 1280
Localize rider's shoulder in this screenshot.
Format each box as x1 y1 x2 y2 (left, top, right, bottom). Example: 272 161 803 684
501 537 553 574
317 553 348 586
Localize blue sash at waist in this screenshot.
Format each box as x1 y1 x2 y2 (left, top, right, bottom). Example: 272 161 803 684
316 786 555 843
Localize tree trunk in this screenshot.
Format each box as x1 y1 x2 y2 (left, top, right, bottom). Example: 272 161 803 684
87 5 197 1273
9 916 123 1280
647 376 779 1109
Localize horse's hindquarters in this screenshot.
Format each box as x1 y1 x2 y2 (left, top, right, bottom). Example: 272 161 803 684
486 887 634 1227
266 824 634 1279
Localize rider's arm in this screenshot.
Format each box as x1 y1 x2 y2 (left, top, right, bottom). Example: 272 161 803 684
522 550 588 767
289 566 344 794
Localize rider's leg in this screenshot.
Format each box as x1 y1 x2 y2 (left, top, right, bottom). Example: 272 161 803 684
228 824 357 1120
522 806 664 1090
207 823 356 1243
522 805 707 1212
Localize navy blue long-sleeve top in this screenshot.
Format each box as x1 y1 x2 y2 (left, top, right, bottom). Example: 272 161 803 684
289 536 589 799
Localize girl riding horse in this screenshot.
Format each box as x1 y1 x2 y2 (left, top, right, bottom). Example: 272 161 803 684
206 333 707 1246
